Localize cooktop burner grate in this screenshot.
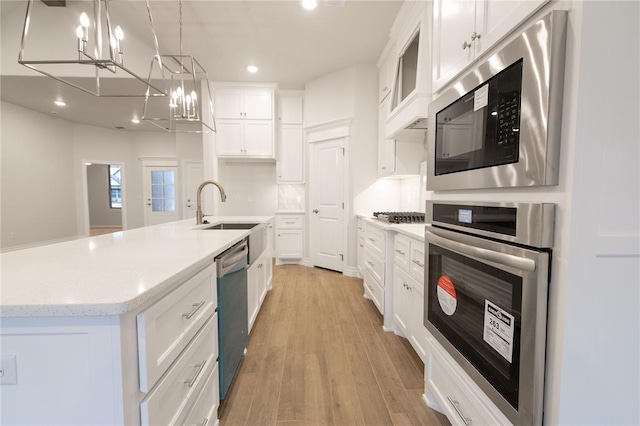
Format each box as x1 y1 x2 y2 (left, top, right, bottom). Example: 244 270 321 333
373 212 425 224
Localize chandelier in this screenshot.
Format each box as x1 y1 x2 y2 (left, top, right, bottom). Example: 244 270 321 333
18 0 166 98
142 0 215 133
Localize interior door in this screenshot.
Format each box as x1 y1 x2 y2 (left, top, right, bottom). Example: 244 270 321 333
309 138 345 272
143 166 179 226
183 162 204 219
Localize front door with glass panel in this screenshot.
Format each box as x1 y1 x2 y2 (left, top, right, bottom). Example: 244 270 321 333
143 166 179 226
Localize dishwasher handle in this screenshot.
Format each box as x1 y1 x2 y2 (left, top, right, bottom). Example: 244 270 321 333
218 241 248 276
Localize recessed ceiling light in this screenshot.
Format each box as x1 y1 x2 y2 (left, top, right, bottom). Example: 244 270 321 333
131 118 140 124
247 65 259 73
54 100 66 107
302 0 317 10
85 162 92 166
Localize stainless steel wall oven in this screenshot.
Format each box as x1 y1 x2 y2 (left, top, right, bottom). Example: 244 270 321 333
424 201 555 424
427 11 568 191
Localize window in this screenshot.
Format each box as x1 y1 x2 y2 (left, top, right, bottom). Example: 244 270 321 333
150 170 176 212
109 165 122 209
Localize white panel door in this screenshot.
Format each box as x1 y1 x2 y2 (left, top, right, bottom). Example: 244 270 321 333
143 166 179 226
215 120 244 156
183 162 204 219
278 125 304 183
244 121 273 156
309 138 344 272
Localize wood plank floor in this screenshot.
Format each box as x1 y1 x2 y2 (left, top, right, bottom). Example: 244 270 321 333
220 264 450 426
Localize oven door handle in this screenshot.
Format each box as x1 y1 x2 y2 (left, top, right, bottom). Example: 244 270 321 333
426 228 536 272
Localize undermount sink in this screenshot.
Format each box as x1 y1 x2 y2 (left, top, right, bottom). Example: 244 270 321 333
203 223 259 230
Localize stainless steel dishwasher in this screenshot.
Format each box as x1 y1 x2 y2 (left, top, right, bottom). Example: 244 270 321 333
215 238 249 400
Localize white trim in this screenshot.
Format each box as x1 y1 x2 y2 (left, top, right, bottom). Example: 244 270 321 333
301 257 314 268
305 117 353 143
81 159 128 238
139 158 178 167
343 267 360 278
212 82 278 90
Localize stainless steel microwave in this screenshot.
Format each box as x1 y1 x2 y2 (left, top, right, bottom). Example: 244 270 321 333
427 10 568 191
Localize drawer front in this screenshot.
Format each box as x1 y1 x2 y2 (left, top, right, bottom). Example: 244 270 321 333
409 239 425 283
427 342 499 426
137 264 216 392
363 248 384 286
357 219 366 237
364 269 384 315
364 224 386 259
394 234 411 271
276 215 303 229
178 361 219 426
140 314 218 426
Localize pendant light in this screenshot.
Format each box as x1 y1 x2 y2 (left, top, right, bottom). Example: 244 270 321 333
142 0 215 133
18 0 166 98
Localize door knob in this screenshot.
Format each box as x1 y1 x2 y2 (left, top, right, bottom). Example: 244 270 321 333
313 209 319 214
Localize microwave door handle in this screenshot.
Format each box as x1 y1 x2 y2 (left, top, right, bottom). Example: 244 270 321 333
426 229 536 272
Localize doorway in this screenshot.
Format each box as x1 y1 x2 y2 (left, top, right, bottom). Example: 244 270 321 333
142 162 179 226
82 161 126 237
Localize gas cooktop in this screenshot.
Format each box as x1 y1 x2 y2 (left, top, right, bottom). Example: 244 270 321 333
372 212 425 224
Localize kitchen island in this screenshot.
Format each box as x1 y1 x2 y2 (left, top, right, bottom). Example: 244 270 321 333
0 216 272 425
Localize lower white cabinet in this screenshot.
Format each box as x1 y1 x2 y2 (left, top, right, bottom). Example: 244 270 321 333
247 250 272 333
426 337 511 426
357 218 366 276
393 266 429 362
275 213 304 261
140 315 218 425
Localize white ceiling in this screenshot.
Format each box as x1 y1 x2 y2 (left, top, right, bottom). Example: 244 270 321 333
0 0 402 131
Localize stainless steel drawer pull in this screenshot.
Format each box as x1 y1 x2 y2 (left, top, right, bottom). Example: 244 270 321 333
395 249 406 255
285 221 295 224
447 396 471 425
182 300 206 319
368 238 376 242
412 260 424 267
366 261 375 267
200 417 209 426
185 360 207 388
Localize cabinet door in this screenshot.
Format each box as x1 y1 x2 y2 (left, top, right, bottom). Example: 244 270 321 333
393 268 411 337
247 261 260 333
215 120 244 156
215 89 243 119
279 95 304 124
409 279 428 362
475 0 548 58
244 121 273 157
276 230 303 259
244 90 273 119
378 41 396 102
378 96 395 176
432 0 477 93
277 125 304 183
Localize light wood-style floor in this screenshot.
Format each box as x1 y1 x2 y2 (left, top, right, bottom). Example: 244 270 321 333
89 226 123 236
220 264 450 426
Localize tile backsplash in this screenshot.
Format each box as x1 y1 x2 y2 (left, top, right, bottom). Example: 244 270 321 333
278 184 305 211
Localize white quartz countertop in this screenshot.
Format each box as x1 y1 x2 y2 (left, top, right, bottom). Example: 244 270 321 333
0 216 272 318
358 215 426 241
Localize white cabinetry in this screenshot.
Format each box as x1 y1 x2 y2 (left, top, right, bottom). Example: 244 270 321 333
247 250 271 333
275 213 304 262
426 336 510 426
0 262 220 425
363 223 386 315
393 234 429 362
357 218 366 277
432 0 548 93
277 90 304 183
214 85 276 158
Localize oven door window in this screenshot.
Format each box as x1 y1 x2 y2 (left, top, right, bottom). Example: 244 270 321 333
434 59 523 176
428 244 522 410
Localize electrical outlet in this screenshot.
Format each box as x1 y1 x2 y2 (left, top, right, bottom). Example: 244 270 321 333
0 355 18 385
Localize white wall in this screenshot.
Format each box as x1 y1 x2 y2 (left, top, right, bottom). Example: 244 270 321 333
216 161 278 216
1 102 78 248
1 100 203 249
86 164 122 228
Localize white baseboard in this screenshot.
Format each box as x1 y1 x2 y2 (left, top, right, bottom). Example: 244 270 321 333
302 257 313 268
343 266 360 277
423 390 444 414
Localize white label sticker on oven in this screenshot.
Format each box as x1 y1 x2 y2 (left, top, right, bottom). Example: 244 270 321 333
474 84 489 111
437 275 457 316
483 300 514 363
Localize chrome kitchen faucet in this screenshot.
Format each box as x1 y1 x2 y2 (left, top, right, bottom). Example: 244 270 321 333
196 180 227 224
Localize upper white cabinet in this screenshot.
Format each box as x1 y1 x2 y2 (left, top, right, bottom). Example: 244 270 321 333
377 40 396 103
432 0 549 93
215 87 273 119
385 0 432 139
277 91 305 183
214 84 276 158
